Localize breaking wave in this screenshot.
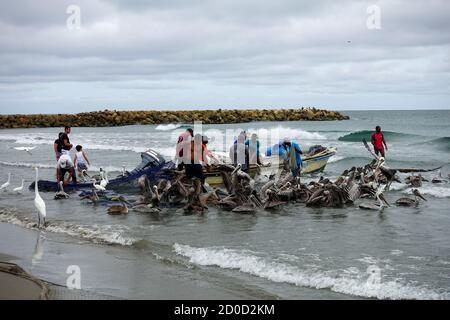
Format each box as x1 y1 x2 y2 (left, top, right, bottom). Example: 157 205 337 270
403 186 450 198
0 161 128 173
174 244 448 300
328 155 346 163
155 123 187 131
338 130 418 142
256 127 327 141
423 137 450 151
0 209 140 246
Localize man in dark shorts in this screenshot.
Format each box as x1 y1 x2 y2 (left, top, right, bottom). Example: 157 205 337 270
371 126 388 157
184 134 208 184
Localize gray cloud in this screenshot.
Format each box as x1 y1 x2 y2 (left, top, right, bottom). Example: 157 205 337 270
0 0 449 113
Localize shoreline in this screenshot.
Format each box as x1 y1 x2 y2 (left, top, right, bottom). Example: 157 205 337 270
0 108 349 129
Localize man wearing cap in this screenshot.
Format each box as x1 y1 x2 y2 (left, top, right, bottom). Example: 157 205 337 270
57 154 77 185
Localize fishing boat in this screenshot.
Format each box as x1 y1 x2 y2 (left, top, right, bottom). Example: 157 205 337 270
204 146 337 186
29 150 175 192
30 146 336 191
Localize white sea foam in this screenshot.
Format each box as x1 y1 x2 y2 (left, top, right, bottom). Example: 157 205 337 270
0 134 148 153
328 155 345 164
174 244 448 300
0 161 129 173
389 182 408 191
155 123 183 131
403 186 450 198
391 250 404 256
0 210 139 246
255 127 327 141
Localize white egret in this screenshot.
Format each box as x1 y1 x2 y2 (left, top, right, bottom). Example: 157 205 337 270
33 167 46 228
13 179 25 193
0 173 11 191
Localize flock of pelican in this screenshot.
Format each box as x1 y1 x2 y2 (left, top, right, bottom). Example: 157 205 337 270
0 154 447 229
68 156 446 217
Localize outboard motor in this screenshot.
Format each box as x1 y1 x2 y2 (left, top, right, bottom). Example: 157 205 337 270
133 149 166 172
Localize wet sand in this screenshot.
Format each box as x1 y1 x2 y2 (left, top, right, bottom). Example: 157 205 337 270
0 222 271 300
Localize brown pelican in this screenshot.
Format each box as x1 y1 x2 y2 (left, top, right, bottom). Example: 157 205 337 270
232 203 256 214
80 169 90 182
395 189 427 207
54 181 70 200
107 196 130 215
132 203 161 213
405 174 421 187
359 188 390 212
81 187 99 203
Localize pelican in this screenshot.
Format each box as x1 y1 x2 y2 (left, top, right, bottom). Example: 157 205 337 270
80 169 90 182
14 146 36 155
359 188 390 212
54 181 70 200
395 189 427 207
0 173 11 191
81 187 99 203
12 179 25 193
107 196 129 215
33 167 46 228
132 204 161 214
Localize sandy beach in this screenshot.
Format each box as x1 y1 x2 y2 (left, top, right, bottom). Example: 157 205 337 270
0 222 286 300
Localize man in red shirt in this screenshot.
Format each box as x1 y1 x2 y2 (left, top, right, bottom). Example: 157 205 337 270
371 126 388 157
175 128 194 170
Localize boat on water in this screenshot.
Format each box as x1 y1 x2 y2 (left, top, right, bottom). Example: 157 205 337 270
30 146 336 192
29 150 175 192
204 146 336 186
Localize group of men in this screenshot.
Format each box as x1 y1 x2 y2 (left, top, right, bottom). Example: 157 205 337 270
175 128 305 186
53 126 91 184
174 125 388 188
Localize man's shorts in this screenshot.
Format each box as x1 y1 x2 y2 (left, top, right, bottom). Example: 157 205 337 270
77 163 88 171
185 164 205 180
375 148 385 157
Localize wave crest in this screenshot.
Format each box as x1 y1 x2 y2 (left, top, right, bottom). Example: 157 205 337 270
0 209 140 246
174 243 448 300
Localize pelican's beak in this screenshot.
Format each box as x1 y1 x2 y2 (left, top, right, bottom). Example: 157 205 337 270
414 190 427 201
379 193 390 207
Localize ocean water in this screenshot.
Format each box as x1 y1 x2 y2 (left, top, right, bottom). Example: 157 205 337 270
0 110 449 300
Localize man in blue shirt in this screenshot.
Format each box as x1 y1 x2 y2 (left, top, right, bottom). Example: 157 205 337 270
283 138 303 177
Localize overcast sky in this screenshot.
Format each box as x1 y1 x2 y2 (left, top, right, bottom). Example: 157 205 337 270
0 0 449 114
